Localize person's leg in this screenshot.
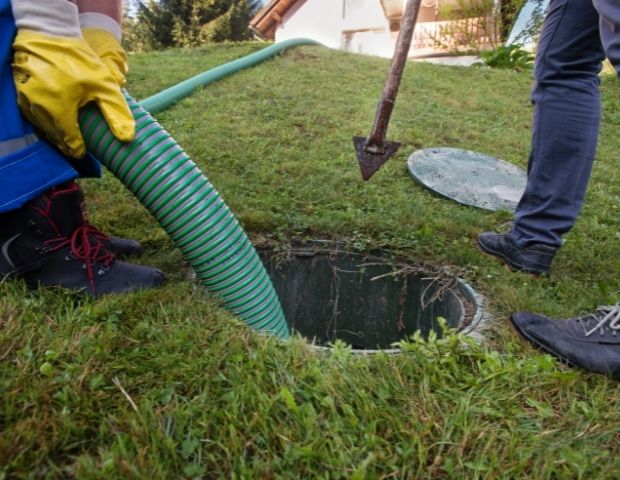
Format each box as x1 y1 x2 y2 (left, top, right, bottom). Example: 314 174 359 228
509 1 620 380
478 0 607 274
511 0 606 248
595 0 620 75
0 0 165 296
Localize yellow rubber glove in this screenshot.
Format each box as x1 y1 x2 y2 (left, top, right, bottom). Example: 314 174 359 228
12 30 135 159
82 28 128 86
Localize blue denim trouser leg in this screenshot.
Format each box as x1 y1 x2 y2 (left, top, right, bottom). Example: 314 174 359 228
511 0 607 247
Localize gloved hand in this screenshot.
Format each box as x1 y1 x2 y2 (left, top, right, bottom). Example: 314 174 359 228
12 30 135 159
82 28 129 86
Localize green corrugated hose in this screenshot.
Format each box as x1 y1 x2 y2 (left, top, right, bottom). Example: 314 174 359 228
141 38 321 114
79 39 321 339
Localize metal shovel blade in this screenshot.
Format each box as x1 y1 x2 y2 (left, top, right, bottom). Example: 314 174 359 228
353 136 401 181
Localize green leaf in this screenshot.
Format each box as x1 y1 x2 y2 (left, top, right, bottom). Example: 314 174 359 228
280 386 299 413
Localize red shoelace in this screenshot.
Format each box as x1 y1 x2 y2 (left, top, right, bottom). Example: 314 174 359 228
43 224 116 293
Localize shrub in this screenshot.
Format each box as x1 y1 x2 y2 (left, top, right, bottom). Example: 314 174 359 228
475 44 534 71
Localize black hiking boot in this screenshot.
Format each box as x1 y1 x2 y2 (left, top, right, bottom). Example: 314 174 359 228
477 232 557 275
512 305 620 379
0 182 165 297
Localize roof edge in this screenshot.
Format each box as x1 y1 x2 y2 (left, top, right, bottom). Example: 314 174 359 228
250 0 300 38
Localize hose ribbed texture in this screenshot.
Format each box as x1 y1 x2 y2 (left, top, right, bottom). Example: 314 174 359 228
79 96 290 339
140 38 321 114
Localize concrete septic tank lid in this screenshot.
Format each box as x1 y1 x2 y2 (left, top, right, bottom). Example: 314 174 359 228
259 242 489 354
407 147 527 211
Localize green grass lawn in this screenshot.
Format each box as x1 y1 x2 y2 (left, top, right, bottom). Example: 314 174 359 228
2 42 620 478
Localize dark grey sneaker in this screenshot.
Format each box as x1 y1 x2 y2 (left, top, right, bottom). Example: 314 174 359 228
477 232 557 275
512 305 620 379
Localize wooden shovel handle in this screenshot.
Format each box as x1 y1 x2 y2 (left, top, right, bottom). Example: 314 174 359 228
366 0 423 152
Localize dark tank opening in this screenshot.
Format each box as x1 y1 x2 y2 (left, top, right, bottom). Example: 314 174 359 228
260 244 478 351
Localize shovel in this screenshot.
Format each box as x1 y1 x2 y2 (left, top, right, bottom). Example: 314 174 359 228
354 0 423 181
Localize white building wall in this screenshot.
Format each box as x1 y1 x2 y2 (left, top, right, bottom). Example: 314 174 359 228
274 0 395 57
275 0 344 49
271 0 488 59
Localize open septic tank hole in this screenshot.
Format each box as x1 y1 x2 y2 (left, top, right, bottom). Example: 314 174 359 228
259 243 484 351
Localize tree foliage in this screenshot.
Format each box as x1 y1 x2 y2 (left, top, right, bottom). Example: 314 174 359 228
124 0 262 51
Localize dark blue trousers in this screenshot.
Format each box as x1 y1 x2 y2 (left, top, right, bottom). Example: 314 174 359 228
511 0 620 247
